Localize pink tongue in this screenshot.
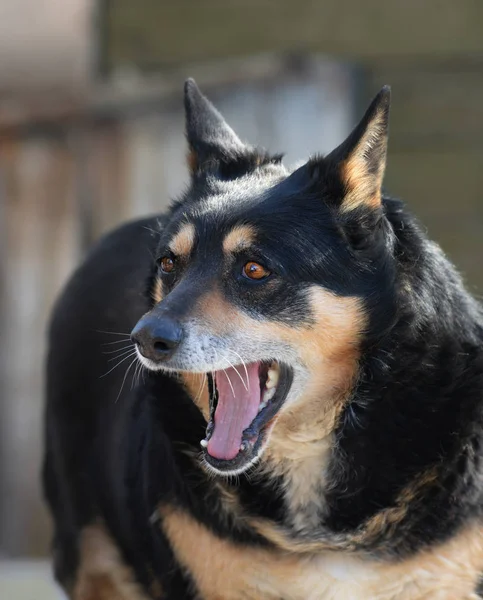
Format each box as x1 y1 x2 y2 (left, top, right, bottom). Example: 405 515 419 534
207 362 261 461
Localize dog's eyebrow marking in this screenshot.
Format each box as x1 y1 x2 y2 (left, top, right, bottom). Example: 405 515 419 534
222 225 256 254
169 223 196 256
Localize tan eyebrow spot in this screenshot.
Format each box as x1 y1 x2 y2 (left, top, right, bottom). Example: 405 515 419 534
169 223 196 257
222 225 257 254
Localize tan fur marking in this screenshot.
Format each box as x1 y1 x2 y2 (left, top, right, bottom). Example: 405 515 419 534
197 286 364 362
160 504 483 599
222 224 257 254
339 110 387 213
152 276 163 304
369 521 483 599
159 504 327 600
399 467 439 504
180 371 210 420
187 148 198 174
196 286 364 529
263 289 363 527
356 467 440 546
341 157 382 212
169 223 196 257
73 523 153 600
195 288 243 335
248 467 441 555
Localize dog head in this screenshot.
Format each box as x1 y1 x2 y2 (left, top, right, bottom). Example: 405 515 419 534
132 79 397 476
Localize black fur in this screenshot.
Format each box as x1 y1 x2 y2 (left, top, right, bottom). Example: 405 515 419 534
43 81 483 598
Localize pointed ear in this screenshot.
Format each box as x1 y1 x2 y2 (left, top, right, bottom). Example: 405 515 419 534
326 86 391 212
184 78 247 174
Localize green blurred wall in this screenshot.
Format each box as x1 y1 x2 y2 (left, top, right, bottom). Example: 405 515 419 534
104 0 483 291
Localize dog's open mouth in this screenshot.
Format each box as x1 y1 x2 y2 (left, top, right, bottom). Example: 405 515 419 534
200 361 293 473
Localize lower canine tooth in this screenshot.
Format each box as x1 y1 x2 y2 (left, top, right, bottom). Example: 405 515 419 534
263 387 276 403
266 368 279 389
240 442 247 451
200 439 208 448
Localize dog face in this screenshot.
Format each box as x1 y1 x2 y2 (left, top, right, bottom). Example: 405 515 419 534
132 80 397 476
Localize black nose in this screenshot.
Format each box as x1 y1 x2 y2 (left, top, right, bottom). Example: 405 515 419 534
131 315 183 361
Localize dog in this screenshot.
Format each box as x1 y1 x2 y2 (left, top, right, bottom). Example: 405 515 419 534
43 79 483 599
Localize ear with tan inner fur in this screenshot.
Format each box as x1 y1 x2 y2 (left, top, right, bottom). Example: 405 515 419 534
327 86 391 213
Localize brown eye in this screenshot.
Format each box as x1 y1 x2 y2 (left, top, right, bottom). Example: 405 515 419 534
160 256 175 273
242 261 270 280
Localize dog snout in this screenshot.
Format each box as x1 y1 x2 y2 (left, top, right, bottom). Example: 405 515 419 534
131 315 184 361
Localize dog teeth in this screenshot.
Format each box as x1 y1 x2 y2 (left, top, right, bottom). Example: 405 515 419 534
264 386 276 402
200 439 208 448
240 442 247 452
266 368 279 389
259 385 276 412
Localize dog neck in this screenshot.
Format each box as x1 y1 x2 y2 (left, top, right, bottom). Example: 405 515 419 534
257 363 358 535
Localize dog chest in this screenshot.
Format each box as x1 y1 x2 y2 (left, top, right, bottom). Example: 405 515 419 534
160 506 483 600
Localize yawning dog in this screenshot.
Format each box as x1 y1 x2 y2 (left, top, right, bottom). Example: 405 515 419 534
43 79 483 599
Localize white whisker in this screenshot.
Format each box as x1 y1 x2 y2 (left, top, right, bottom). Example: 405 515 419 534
102 338 134 347
116 356 138 402
107 347 136 362
222 368 236 399
213 350 237 398
100 350 137 378
192 372 201 400
103 344 134 355
131 361 141 390
214 349 235 398
136 361 144 388
227 349 250 390
219 353 248 392
136 361 146 387
136 362 144 388
96 329 131 337
195 373 207 405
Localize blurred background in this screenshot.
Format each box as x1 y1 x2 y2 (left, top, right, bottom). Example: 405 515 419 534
0 0 482 597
